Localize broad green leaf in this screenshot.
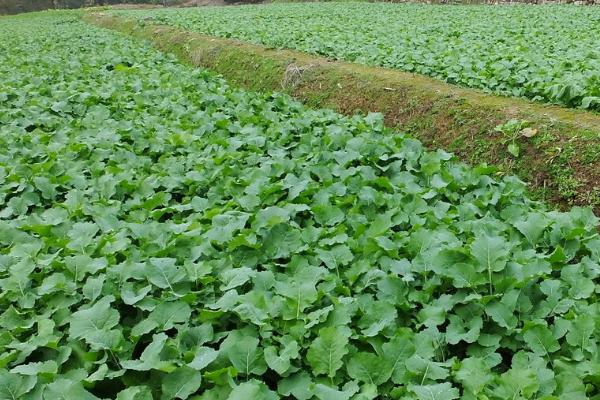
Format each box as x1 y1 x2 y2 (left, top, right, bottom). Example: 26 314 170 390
68 296 122 349
455 357 491 395
227 380 277 400
222 334 267 377
307 326 349 378
253 206 291 229
10 360 57 376
82 276 105 301
116 386 153 400
408 383 459 400
161 366 201 400
555 372 587 400
0 371 36 399
485 301 518 330
471 233 509 295
66 222 99 251
188 347 218 371
148 301 192 330
264 338 299 375
316 245 354 271
405 355 450 381
43 378 100 400
522 323 560 356
513 212 549 245
278 372 313 400
347 352 391 385
565 315 595 354
312 382 359 400
490 368 539 399
275 274 319 320
382 333 416 384
121 333 171 371
446 314 482 344
146 258 186 290
358 300 397 337
263 224 306 259
205 212 250 244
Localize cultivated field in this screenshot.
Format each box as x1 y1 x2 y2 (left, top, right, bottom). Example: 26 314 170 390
113 3 600 110
1 6 599 400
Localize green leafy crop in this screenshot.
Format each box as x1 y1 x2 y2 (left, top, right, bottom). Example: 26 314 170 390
113 3 600 111
0 12 599 400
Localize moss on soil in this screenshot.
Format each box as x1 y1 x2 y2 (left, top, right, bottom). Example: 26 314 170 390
85 12 600 215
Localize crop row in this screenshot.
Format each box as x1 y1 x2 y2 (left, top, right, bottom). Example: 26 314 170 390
115 3 600 111
0 12 599 400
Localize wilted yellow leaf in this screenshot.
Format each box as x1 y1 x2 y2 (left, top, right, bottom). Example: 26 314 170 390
521 128 538 138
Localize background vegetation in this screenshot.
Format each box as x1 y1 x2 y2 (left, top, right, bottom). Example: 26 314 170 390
0 0 183 15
